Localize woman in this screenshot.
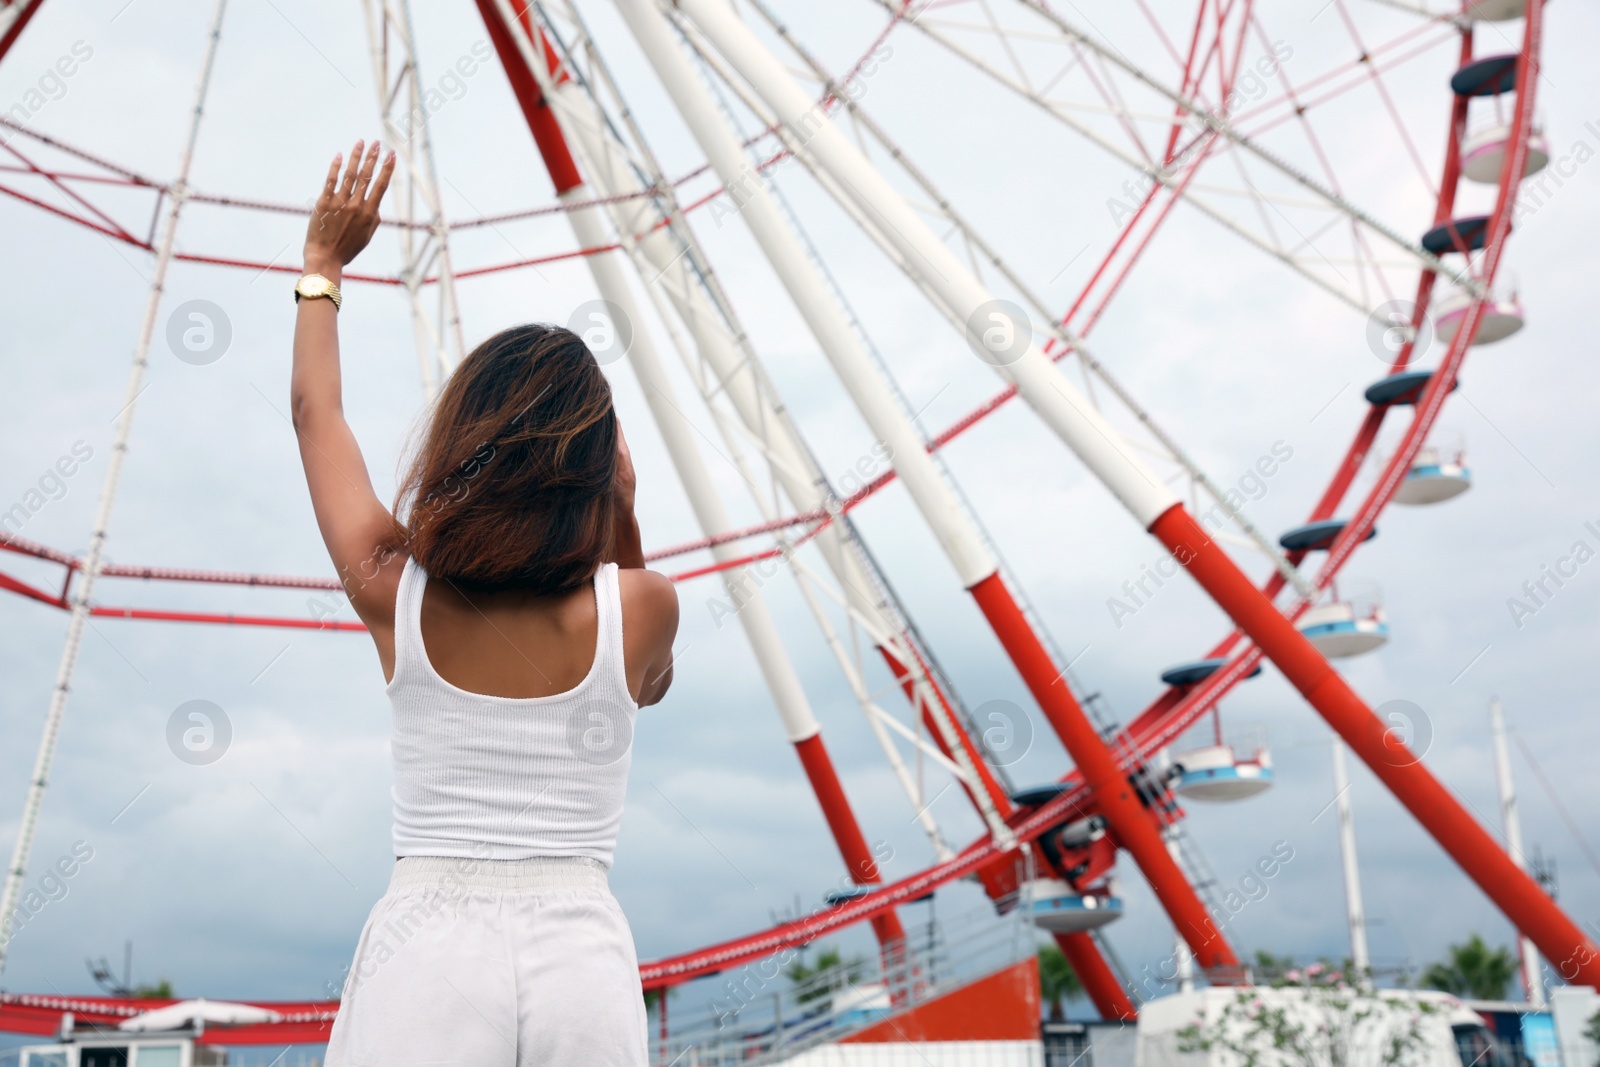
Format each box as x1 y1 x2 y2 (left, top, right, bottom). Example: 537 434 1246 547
292 141 678 1065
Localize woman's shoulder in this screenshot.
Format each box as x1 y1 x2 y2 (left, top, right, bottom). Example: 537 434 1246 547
616 566 678 611
615 567 678 635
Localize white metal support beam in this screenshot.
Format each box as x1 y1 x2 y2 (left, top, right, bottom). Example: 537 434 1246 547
1490 699 1546 1007
1332 738 1371 977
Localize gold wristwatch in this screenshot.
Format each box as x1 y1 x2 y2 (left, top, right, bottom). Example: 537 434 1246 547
294 273 342 310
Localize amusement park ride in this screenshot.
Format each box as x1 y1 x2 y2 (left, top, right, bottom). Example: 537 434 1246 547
0 0 1591 1056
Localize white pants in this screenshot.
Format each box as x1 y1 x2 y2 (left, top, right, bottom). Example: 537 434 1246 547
325 855 648 1066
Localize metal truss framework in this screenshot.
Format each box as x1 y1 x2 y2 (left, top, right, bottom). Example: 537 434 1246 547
361 0 467 396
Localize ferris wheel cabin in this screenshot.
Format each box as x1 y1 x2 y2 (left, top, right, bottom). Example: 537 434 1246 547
1360 370 1476 503
1423 214 1499 255
1006 786 1125 934
1296 600 1391 658
1023 880 1125 935
1365 368 1455 408
1155 660 1275 802
1434 287 1526 346
1461 123 1550 184
1394 445 1473 505
1159 658 1263 688
1463 0 1527 20
1277 522 1391 655
1278 518 1378 553
1166 743 1275 803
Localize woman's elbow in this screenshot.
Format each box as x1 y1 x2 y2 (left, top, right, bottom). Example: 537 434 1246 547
289 388 339 432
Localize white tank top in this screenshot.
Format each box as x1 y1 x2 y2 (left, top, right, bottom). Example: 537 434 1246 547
386 556 637 867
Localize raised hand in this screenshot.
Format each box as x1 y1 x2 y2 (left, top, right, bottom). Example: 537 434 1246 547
614 425 637 514
304 140 396 276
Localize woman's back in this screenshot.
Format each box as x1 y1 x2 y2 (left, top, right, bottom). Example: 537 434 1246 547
406 560 677 705
387 557 642 866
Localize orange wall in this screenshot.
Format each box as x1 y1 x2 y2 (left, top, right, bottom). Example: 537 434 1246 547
841 958 1041 1043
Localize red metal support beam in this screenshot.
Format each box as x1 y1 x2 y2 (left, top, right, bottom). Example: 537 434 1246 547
1054 930 1135 1021
0 0 46 64
793 734 905 949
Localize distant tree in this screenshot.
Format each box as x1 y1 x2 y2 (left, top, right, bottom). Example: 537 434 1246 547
1252 950 1298 984
1582 1008 1600 1067
132 979 173 999
1418 935 1516 1001
785 945 866 1005
1038 945 1083 1021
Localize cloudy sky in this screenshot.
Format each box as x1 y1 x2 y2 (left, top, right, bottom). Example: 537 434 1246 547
0 0 1596 1038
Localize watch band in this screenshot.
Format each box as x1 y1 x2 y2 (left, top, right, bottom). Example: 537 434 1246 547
294 273 343 311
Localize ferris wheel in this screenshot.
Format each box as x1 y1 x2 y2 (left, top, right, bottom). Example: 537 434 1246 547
0 0 1589 1041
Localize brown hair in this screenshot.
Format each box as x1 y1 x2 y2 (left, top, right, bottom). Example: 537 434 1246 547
392 324 618 595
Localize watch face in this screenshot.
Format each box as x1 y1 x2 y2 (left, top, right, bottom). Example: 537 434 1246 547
299 275 329 297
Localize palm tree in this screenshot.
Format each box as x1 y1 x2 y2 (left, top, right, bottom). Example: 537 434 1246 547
1419 934 1517 1000
786 945 866 1006
1037 945 1082 1021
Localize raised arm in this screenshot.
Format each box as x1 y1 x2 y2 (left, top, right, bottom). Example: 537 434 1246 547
291 141 402 645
